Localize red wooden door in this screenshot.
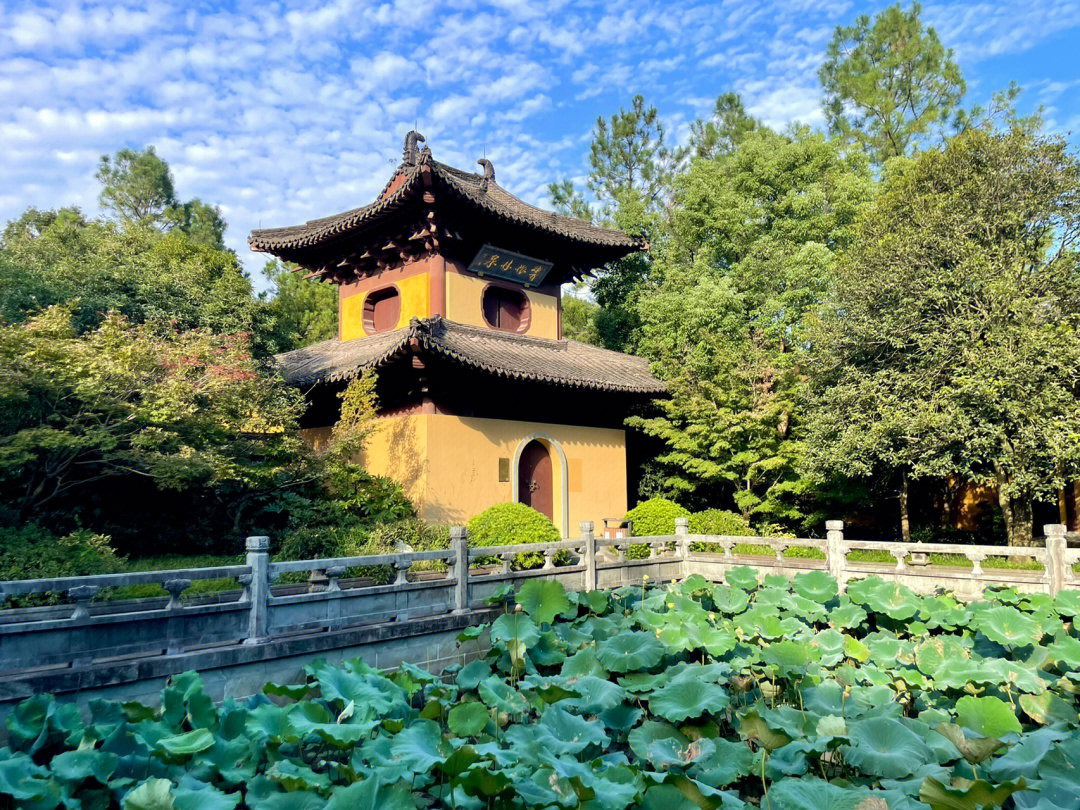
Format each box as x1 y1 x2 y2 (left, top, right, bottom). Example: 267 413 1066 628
518 440 553 521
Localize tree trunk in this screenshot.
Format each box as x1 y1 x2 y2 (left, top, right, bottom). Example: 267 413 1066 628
899 474 911 543
997 478 1034 546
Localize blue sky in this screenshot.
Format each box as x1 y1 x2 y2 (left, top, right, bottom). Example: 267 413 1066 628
1 0 1078 291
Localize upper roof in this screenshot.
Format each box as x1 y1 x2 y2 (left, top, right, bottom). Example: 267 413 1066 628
248 133 646 283
274 316 665 394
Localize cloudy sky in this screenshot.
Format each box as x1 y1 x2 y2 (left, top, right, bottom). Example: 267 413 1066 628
2 0 1078 289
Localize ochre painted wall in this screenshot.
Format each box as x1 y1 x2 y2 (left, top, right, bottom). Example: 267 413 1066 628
340 271 431 341
445 272 559 340
306 414 627 537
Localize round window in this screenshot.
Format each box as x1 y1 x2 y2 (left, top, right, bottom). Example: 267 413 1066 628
482 286 531 333
363 287 401 334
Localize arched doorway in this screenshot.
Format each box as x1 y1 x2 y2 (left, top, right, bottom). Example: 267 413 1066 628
518 439 553 521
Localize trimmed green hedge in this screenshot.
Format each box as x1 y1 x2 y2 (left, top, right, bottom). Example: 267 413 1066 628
468 502 559 568
688 508 752 536
624 497 689 536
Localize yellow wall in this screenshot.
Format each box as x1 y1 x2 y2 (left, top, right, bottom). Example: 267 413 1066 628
340 272 431 342
445 273 559 340
310 414 627 538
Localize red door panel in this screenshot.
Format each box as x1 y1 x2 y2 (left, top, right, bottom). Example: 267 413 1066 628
518 440 553 521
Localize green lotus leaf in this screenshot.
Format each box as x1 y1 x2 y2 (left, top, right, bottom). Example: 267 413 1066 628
985 728 1059 781
628 720 693 768
828 602 868 629
711 585 749 615
172 775 241 810
477 676 529 715
918 777 1026 810
156 729 215 756
1047 634 1080 669
790 595 829 623
641 784 703 810
933 722 1004 765
920 596 971 630
974 606 1040 648
864 635 903 667
954 695 1021 738
490 612 541 668
755 587 797 612
761 640 818 672
600 703 643 731
0 753 60 803
699 625 737 657
792 570 838 603
1053 589 1080 617
1019 692 1077 726
561 646 606 678
50 749 119 784
561 674 624 713
813 629 846 666
648 679 730 722
517 579 572 625
536 705 610 754
262 682 312 701
725 566 760 590
870 581 922 621
266 759 331 792
843 635 870 663
767 777 868 810
735 606 790 640
735 709 791 752
688 738 758 786
580 590 610 614
390 719 448 772
456 659 492 690
123 778 176 810
842 716 932 778
680 574 713 596
447 702 489 737
915 636 970 677
815 715 847 738
325 779 416 810
597 631 666 673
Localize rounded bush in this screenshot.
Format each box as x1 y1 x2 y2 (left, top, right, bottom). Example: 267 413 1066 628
624 497 689 537
467 502 560 547
688 508 752 536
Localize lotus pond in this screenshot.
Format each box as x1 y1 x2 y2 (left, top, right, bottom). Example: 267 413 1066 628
4 569 1080 810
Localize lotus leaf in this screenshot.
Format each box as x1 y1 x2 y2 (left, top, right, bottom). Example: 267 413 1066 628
172 775 242 810
1053 589 1080 617
325 779 417 810
491 612 541 668
124 778 176 810
792 570 838 603
1019 692 1077 726
448 701 490 737
725 566 760 590
391 719 448 771
918 777 1026 810
934 723 1005 765
843 717 932 778
736 709 792 751
767 777 869 810
975 607 1040 648
517 579 573 625
628 721 693 768
478 676 529 715
711 585 749 615
648 680 730 722
597 631 666 673
828 601 868 629
955 696 1022 738
1047 635 1080 669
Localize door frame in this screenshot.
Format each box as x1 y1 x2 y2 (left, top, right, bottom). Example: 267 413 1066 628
511 433 569 538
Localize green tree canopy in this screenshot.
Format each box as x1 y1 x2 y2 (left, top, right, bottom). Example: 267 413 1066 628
631 128 875 525
261 259 338 351
0 207 273 354
689 92 765 160
805 125 1080 545
819 2 966 164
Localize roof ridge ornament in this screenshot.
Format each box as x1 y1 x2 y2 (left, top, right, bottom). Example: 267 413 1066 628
477 158 494 191
403 130 426 165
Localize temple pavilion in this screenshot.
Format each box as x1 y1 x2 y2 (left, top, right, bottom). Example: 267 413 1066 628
249 132 663 536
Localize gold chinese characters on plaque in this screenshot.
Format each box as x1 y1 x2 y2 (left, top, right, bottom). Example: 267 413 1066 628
468 245 552 288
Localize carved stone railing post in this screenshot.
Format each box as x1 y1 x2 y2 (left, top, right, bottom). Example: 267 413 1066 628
1046 524 1067 596
164 579 191 655
450 526 468 613
244 535 270 645
68 585 100 621
581 521 597 592
675 517 690 578
826 521 845 589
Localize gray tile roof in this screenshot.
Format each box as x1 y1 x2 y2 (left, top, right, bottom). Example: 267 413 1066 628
274 316 665 394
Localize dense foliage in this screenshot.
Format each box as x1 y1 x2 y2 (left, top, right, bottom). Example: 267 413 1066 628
624 497 690 536
688 509 752 537
468 503 560 548
806 126 1080 545
6 572 1080 808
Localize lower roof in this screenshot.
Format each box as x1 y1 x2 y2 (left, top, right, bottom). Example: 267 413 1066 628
274 316 665 395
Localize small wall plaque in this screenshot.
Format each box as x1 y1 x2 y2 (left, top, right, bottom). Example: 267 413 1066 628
498 457 510 482
469 245 552 287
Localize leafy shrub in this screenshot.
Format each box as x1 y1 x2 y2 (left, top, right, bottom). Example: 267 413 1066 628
624 497 690 559
365 518 451 553
689 508 751 536
468 503 559 569
624 497 689 536
0 524 123 605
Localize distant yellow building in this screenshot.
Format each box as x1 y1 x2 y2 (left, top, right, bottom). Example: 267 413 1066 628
249 133 663 536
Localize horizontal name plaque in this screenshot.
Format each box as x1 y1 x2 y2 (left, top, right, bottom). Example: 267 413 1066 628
468 245 552 287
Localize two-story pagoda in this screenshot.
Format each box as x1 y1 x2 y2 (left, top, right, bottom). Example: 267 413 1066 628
249 133 663 536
